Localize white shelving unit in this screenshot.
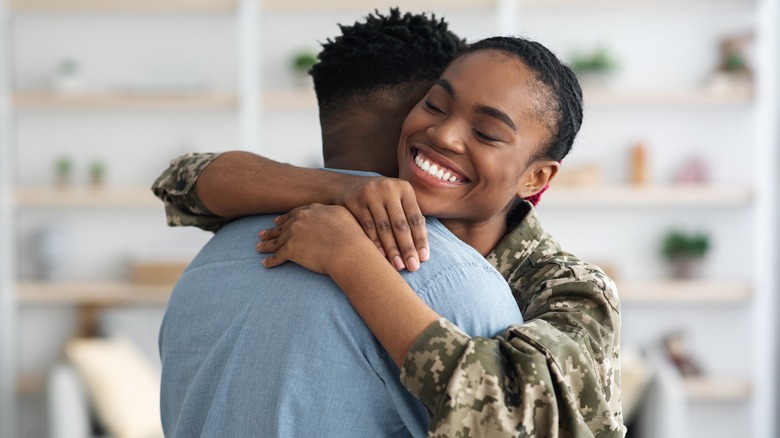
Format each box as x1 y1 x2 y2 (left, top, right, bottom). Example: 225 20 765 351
0 1 776 438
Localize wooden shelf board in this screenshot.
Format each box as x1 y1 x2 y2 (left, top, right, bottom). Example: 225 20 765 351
584 88 753 106
262 0 494 12
16 374 45 396
10 0 236 13
522 0 753 10
13 92 237 110
17 281 174 305
540 185 752 207
15 187 160 208
684 377 751 402
618 281 750 303
262 89 317 110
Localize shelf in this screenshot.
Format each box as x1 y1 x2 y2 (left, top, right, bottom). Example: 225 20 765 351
263 89 317 110
17 281 174 305
683 377 751 402
9 0 236 13
521 0 753 10
262 0 494 12
618 281 750 303
540 185 752 207
12 92 236 110
15 187 160 209
584 88 753 106
15 374 44 397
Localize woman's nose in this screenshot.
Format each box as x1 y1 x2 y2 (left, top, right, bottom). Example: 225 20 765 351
426 121 466 154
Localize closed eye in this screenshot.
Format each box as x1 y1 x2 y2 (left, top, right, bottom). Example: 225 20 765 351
473 129 500 143
424 100 445 114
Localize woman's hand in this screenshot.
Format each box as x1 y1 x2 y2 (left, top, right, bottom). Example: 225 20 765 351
337 177 429 272
256 204 379 275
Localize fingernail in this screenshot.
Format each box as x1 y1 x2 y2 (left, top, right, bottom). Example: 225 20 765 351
274 216 281 224
407 257 420 272
258 230 266 239
419 248 430 262
393 256 405 270
378 247 386 257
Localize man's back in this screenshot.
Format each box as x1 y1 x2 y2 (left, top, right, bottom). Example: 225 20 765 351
159 214 521 437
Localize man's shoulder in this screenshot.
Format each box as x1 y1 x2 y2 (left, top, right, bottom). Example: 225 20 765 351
422 218 490 264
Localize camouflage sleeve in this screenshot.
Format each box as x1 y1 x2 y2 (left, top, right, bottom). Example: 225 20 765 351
150 152 229 232
401 276 625 438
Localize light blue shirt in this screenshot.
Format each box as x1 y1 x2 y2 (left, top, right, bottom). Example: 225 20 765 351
159 213 522 437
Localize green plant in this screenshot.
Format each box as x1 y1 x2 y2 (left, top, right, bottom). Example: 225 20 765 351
291 51 318 74
661 230 711 260
89 159 106 186
569 47 618 74
55 156 73 176
54 155 74 187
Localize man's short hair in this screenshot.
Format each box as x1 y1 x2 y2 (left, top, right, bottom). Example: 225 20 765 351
310 8 466 115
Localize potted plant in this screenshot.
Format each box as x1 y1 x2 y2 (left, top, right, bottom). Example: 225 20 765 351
290 49 318 88
54 155 74 188
89 159 106 188
569 47 618 88
660 229 711 279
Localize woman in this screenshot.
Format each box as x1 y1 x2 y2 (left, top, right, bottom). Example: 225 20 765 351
155 36 624 437
257 37 624 437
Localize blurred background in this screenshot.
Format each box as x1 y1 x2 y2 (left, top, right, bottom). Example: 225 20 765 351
0 0 778 437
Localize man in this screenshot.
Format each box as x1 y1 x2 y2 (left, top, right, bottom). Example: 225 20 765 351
156 10 522 437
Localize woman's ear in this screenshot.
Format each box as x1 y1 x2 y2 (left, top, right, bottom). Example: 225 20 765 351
516 160 559 198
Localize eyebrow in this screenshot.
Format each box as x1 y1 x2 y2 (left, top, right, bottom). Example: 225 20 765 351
435 78 517 133
475 105 517 133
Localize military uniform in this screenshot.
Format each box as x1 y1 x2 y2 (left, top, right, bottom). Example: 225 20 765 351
152 153 626 438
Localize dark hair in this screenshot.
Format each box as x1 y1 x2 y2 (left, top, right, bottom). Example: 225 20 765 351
310 8 466 113
459 37 584 162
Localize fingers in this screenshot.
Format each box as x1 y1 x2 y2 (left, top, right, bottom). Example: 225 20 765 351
261 252 288 268
400 194 429 262
366 201 424 272
350 206 385 257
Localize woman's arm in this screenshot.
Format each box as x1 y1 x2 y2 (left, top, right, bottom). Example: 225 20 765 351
153 151 429 270
196 151 357 218
259 203 626 437
258 204 438 365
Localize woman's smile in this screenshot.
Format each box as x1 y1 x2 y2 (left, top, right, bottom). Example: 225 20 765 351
409 145 470 185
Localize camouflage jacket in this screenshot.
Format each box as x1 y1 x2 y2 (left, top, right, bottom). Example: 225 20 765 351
151 152 626 438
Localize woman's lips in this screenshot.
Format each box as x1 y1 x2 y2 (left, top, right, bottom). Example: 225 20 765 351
411 148 468 183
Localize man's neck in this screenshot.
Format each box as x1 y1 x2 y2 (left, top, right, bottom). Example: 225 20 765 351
319 97 413 177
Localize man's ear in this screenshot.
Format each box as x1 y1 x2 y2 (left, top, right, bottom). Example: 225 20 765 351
516 160 559 198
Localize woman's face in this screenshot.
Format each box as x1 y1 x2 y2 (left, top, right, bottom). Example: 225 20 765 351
397 50 552 223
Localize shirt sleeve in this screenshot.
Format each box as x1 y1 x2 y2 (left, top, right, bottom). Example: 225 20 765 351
150 152 230 232
400 274 625 438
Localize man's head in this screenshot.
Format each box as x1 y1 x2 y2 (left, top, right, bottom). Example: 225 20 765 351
310 9 465 176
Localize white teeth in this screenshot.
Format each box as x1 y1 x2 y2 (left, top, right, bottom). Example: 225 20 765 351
414 151 461 183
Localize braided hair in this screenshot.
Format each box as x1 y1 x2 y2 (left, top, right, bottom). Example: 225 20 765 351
310 8 466 113
459 37 584 163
